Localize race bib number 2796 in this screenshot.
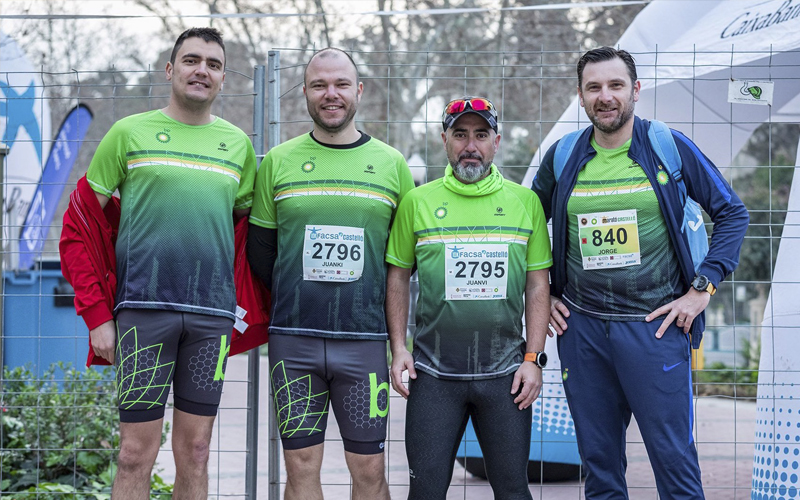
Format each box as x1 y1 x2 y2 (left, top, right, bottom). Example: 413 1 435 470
303 225 365 282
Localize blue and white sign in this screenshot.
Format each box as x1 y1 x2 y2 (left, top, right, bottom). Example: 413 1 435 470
0 30 52 262
18 105 93 270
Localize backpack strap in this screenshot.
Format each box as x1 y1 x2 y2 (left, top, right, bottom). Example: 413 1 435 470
647 119 686 204
553 129 584 182
648 119 708 272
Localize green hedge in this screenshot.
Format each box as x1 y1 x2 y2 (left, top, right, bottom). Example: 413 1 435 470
1 363 173 499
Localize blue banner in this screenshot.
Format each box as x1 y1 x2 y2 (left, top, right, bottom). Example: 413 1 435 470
18 104 93 270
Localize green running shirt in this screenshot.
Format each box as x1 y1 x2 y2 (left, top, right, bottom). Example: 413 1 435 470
87 110 256 320
386 165 553 379
250 132 414 340
564 138 681 319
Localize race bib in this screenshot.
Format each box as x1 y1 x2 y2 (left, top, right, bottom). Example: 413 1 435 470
577 209 641 270
445 244 509 300
303 225 365 282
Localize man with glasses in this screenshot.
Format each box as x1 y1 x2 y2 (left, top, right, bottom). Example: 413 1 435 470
386 96 553 499
532 47 749 499
248 48 413 500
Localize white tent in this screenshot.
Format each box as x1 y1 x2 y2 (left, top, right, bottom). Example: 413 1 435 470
523 0 800 185
521 1 800 498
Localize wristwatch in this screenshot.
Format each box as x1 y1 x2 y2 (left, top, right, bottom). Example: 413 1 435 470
524 351 548 369
691 275 717 296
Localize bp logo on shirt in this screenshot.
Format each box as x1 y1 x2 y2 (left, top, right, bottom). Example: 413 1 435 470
434 206 448 219
302 161 316 173
156 131 171 143
657 171 670 185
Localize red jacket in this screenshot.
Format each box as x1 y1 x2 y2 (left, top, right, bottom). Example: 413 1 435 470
59 175 269 366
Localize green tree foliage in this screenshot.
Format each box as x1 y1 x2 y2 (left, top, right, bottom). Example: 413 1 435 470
1 363 172 498
734 124 798 288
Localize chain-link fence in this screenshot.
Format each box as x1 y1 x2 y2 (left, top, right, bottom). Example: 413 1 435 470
2 46 798 499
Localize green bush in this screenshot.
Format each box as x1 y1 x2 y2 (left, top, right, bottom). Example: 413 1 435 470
694 361 758 398
1 362 173 499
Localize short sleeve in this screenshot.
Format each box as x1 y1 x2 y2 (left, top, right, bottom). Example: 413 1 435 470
249 151 278 229
526 192 553 270
86 121 129 197
234 138 257 210
386 192 417 268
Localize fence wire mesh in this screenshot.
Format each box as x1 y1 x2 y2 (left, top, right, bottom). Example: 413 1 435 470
1 46 798 499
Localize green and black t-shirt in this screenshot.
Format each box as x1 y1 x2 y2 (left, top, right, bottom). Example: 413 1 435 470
386 165 552 380
564 137 681 319
250 132 414 340
87 109 256 320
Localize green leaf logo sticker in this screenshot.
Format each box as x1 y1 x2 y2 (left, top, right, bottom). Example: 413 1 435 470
740 82 762 100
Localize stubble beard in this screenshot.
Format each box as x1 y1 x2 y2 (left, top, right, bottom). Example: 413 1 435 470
588 91 636 135
308 100 358 135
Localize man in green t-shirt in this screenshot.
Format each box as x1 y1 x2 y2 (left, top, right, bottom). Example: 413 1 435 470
248 48 413 500
386 96 553 499
81 28 256 499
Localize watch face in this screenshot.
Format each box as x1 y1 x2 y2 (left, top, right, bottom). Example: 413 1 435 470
538 352 548 368
693 275 709 291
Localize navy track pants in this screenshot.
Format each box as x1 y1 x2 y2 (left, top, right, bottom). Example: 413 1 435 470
557 308 705 500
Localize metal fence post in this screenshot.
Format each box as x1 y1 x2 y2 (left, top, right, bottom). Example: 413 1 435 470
246 64 266 500
266 50 281 500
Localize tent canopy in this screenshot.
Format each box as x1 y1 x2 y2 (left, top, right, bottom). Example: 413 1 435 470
522 0 800 187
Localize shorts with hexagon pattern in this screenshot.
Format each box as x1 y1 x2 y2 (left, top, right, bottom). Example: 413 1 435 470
115 309 233 423
268 334 389 455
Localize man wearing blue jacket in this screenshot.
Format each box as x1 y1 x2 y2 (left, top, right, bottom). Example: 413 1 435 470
532 47 749 500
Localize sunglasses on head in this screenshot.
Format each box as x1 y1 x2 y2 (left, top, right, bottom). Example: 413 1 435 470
443 97 497 118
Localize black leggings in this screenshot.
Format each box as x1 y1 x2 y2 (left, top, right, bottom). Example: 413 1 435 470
405 371 533 500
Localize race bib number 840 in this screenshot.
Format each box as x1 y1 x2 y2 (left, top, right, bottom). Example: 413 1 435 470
303 225 365 282
445 243 509 300
577 209 641 270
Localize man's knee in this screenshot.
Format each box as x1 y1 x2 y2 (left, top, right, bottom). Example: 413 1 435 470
284 444 324 477
117 420 162 473
346 451 387 484
117 437 159 473
174 436 211 468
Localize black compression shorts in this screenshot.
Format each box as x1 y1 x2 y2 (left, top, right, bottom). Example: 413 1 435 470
115 309 233 423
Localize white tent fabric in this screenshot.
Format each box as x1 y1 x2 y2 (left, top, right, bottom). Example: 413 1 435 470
522 0 800 184
520 1 800 497
753 160 800 500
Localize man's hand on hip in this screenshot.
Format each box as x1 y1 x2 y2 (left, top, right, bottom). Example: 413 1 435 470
646 288 711 337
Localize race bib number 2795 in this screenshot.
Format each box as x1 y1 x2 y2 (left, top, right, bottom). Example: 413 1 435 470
303 225 365 282
445 243 509 300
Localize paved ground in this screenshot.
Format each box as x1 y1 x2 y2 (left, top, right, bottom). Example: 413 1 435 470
157 355 757 499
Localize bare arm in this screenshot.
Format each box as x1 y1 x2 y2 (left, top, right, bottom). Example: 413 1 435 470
94 192 110 210
386 265 415 398
511 269 550 410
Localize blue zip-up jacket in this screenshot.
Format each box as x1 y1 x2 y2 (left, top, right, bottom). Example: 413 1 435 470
532 116 749 347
